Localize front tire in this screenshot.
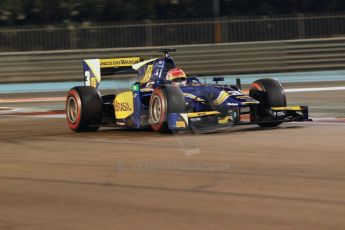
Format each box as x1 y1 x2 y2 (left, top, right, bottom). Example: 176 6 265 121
249 78 286 127
66 86 102 132
149 85 185 133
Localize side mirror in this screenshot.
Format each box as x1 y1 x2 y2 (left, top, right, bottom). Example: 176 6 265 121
213 76 224 84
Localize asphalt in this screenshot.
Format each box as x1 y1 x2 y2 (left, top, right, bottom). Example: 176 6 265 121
0 81 345 230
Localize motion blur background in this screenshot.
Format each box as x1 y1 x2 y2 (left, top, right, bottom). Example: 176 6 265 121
1 1 345 83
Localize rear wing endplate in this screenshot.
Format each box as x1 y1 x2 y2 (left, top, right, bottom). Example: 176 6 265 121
83 57 141 88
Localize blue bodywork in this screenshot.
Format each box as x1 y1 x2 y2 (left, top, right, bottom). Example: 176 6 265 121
121 54 259 131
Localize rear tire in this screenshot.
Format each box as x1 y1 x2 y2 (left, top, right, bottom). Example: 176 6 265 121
149 85 185 133
249 78 286 127
66 86 103 132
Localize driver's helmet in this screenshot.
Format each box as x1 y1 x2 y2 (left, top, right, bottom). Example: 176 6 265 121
166 68 187 86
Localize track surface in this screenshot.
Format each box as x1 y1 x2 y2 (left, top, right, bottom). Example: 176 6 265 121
1 82 345 230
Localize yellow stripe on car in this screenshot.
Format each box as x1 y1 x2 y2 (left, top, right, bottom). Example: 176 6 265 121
183 93 206 103
271 106 303 111
213 91 230 105
141 64 153 83
218 116 230 124
175 121 186 128
187 111 220 118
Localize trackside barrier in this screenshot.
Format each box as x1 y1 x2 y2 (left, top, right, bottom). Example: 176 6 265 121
0 37 345 83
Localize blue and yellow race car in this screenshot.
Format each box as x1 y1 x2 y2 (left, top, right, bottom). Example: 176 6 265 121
65 48 309 133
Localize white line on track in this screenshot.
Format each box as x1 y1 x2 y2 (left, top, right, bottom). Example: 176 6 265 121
295 121 345 125
285 86 345 93
28 114 66 118
310 117 344 121
0 97 65 103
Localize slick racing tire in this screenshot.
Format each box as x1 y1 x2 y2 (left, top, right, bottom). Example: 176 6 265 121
66 86 102 132
249 78 287 127
149 85 185 133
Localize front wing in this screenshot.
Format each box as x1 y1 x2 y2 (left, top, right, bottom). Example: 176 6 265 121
166 106 310 131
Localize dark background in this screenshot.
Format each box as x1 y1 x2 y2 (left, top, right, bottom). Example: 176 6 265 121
1 0 345 26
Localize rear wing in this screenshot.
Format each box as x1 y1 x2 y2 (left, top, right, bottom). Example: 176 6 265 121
83 57 141 88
